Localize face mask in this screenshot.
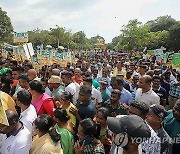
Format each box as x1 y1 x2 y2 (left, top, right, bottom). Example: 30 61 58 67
114 132 128 148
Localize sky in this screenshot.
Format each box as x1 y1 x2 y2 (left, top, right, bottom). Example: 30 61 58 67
1 0 180 43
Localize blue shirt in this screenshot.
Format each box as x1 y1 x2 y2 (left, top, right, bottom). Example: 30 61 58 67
76 100 96 120
120 88 133 105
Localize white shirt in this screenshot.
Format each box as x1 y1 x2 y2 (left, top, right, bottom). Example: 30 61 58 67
13 87 23 97
0 125 32 154
135 88 160 107
45 87 52 96
91 87 102 104
65 82 76 104
19 104 37 134
141 123 161 154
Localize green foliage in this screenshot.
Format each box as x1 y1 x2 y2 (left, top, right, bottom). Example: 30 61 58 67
0 7 13 44
168 23 180 51
112 16 179 51
146 15 177 32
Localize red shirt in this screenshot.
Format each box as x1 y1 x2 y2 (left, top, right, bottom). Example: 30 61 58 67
38 99 54 117
72 76 83 85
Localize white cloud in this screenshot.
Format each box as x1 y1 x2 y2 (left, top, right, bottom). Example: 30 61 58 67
0 0 180 43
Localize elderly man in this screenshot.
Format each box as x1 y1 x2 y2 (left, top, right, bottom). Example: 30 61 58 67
72 68 83 85
0 110 32 154
48 75 64 101
135 75 160 106
27 69 39 81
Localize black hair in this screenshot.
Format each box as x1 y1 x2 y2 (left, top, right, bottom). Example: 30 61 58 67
5 109 19 125
130 101 149 116
97 107 109 120
61 71 72 78
140 65 148 70
115 78 123 85
29 80 45 94
54 108 70 123
79 85 92 96
34 114 60 143
152 75 162 81
111 89 121 97
17 89 32 106
83 77 92 85
6 69 12 75
1 76 11 94
12 66 22 73
19 74 30 82
63 91 73 101
80 118 101 139
41 77 48 84
10 60 18 66
84 71 92 77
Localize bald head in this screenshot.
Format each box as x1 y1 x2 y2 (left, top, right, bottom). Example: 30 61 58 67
143 75 152 84
28 69 37 80
5 109 19 124
74 68 81 77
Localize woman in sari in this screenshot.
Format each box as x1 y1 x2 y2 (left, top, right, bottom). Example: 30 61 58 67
29 80 54 117
54 108 74 154
30 114 63 154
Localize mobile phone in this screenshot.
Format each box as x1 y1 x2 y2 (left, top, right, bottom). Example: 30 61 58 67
79 135 93 146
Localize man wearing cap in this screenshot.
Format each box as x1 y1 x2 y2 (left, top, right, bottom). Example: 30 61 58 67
108 115 151 154
146 104 172 154
48 75 64 101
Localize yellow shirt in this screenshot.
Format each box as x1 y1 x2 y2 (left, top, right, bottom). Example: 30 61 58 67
66 103 77 127
113 68 126 77
1 91 16 112
30 133 63 154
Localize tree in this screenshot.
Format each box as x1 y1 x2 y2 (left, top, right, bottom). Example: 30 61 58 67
114 19 150 51
0 7 13 43
146 15 177 32
168 23 180 51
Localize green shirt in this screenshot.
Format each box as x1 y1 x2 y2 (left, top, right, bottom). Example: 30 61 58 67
55 124 74 154
103 100 127 116
92 80 100 89
163 110 180 138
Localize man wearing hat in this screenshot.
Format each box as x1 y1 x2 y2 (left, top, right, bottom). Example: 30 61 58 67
146 104 172 154
107 115 151 154
48 75 64 101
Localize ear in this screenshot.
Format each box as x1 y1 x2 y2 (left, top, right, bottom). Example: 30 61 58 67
157 117 162 123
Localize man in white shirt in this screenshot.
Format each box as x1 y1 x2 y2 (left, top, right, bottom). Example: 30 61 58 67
17 89 37 134
135 75 160 106
61 70 77 104
0 109 32 154
83 77 102 105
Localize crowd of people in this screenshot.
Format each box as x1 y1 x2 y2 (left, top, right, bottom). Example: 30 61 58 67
0 50 179 154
